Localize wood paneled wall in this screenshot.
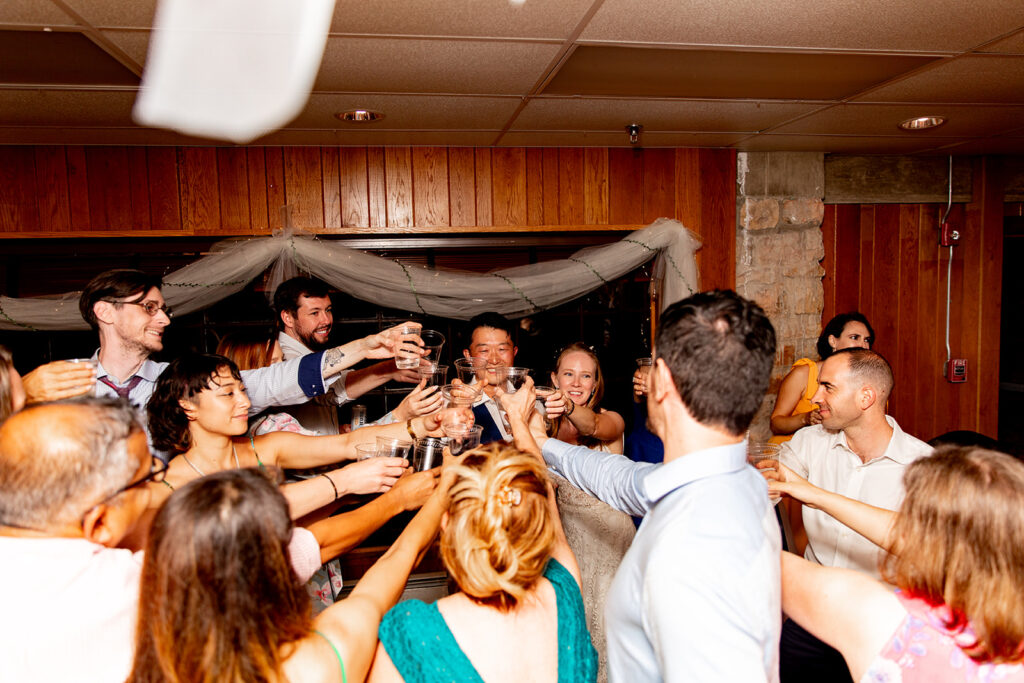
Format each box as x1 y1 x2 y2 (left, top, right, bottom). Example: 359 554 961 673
0 145 736 290
820 157 1003 442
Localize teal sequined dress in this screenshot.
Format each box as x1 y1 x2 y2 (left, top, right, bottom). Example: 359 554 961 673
378 559 597 682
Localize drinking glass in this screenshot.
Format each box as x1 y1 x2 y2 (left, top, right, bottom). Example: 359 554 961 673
355 444 377 461
747 442 782 504
66 357 99 397
484 364 509 387
505 367 530 390
376 436 413 460
413 437 446 471
393 324 424 370
440 383 480 408
454 357 487 384
418 363 448 388
419 329 446 366
441 408 474 454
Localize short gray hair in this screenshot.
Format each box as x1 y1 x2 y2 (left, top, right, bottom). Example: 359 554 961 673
0 398 143 529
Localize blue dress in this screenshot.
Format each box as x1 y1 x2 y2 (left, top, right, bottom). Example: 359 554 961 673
378 559 597 682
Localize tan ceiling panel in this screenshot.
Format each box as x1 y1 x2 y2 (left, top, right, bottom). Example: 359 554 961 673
290 94 520 130
854 55 1024 104
543 47 938 100
0 125 205 145
102 30 151 66
0 0 77 27
979 29 1024 54
0 30 139 86
733 134 961 154
581 0 1024 52
329 0 594 40
314 37 560 94
254 129 499 147
61 0 158 30
0 89 138 126
514 97 823 132
498 130 747 147
925 137 1024 154
769 103 1024 137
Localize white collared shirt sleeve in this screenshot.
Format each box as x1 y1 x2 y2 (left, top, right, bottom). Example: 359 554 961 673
240 357 311 414
542 438 655 516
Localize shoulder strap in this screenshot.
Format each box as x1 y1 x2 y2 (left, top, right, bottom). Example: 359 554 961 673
545 560 599 683
312 629 347 683
379 600 484 682
249 433 265 469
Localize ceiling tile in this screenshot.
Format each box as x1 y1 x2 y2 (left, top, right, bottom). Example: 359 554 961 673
767 103 1024 137
0 89 138 126
0 125 204 145
102 30 150 66
733 134 964 154
543 46 937 100
854 55 1024 104
0 30 139 86
254 129 500 146
979 29 1024 54
497 130 747 147
924 137 1024 154
313 37 560 94
290 94 520 130
61 0 157 30
580 0 1024 52
514 97 824 132
0 1 77 26
329 0 593 40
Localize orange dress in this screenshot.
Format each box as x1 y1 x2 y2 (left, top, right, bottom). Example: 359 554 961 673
769 358 819 445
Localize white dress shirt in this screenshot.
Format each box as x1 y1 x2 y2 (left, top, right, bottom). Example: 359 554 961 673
0 530 320 682
779 416 931 578
543 439 781 683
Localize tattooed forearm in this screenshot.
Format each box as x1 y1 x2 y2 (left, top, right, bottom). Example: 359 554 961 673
323 347 346 370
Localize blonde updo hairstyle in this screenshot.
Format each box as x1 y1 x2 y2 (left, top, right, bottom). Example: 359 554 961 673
441 443 554 612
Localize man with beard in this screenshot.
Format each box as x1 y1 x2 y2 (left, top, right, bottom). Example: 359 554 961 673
274 276 419 435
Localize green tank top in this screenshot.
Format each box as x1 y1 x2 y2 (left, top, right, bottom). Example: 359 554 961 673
378 559 597 682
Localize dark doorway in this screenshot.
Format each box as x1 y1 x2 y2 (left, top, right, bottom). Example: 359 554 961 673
1000 216 1024 457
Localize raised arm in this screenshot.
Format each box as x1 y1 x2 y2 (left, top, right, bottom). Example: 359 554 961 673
281 457 415 519
312 475 449 683
762 462 896 551
781 552 904 682
563 399 626 444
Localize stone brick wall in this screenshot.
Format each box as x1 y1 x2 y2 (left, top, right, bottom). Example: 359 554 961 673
735 152 826 440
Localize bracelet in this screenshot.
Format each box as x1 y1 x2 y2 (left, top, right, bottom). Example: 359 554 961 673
407 418 418 440
565 399 576 417
320 473 339 501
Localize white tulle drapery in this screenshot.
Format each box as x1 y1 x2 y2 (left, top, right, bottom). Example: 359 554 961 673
0 218 699 332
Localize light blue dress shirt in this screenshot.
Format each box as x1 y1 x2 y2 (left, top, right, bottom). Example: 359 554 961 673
542 439 781 683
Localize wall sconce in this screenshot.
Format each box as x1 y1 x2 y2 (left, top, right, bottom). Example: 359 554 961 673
626 123 642 145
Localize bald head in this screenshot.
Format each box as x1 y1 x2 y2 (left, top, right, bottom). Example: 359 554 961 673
830 348 894 404
0 399 143 530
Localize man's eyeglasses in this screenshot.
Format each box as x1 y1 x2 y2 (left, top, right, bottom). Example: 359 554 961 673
104 298 173 318
99 456 168 504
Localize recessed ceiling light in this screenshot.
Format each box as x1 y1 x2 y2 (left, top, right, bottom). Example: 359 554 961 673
335 109 384 123
898 116 946 131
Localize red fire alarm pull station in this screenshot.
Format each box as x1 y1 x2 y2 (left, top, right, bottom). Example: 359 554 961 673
940 221 960 248
945 358 967 383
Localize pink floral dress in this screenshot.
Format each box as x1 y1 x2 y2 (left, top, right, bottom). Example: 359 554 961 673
862 591 1024 683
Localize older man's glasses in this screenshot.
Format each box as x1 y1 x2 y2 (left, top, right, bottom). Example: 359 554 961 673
103 298 172 318
99 456 168 504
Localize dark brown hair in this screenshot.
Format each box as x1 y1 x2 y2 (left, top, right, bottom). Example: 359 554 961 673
0 346 15 423
129 468 311 683
147 353 243 454
79 269 163 331
217 330 278 371
882 447 1024 663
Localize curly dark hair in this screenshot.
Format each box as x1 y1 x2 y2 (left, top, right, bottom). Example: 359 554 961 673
147 353 243 455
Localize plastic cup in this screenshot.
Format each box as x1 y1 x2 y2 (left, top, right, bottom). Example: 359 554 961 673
747 442 781 469
418 363 448 388
394 324 424 370
419 329 446 365
376 436 413 459
355 444 377 461
505 367 530 390
440 383 480 407
454 357 487 384
66 358 99 397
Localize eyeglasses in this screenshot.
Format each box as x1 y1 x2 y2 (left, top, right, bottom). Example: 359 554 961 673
104 298 173 318
98 456 168 504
